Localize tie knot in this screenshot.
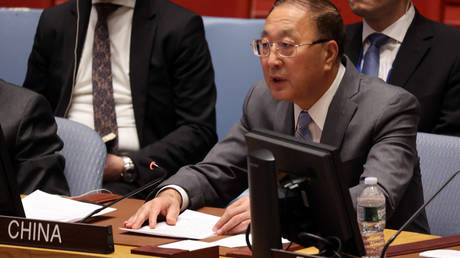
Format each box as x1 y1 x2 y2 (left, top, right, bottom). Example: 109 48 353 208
298 111 312 126
296 111 313 141
367 33 389 48
95 3 119 19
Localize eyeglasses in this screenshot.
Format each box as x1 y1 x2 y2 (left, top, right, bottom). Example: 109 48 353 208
251 39 330 57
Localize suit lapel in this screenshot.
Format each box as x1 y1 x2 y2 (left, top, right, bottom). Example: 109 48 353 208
130 0 157 144
71 0 91 72
388 12 433 87
321 58 359 148
274 101 295 135
59 0 91 116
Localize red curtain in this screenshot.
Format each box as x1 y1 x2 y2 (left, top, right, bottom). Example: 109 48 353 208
170 0 252 18
0 0 54 8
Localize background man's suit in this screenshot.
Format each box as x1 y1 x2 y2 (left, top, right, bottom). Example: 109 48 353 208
0 79 69 195
23 0 217 186
155 58 429 233
346 11 460 136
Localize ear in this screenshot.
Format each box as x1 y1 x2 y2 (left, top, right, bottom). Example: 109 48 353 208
322 40 339 71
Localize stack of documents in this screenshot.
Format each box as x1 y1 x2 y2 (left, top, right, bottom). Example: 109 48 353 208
22 190 116 223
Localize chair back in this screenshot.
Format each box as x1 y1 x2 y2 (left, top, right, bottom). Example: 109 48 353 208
55 117 106 196
416 132 460 236
203 17 265 139
0 8 42 85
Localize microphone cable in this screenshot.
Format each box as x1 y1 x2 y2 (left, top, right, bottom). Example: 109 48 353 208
79 161 167 223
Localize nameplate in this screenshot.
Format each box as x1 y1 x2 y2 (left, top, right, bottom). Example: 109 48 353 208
0 215 114 254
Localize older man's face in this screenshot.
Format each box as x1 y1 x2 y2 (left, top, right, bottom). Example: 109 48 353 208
260 4 331 109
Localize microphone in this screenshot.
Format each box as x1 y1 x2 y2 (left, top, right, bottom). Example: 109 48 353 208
79 161 167 223
380 169 460 258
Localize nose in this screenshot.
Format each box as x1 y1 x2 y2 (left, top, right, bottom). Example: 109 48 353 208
266 47 282 68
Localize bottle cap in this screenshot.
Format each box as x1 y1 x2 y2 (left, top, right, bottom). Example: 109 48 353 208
364 177 378 185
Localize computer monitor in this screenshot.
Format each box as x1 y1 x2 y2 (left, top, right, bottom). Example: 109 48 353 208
0 124 25 217
245 129 364 257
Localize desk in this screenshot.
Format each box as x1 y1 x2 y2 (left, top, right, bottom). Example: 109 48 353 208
294 230 441 257
0 197 455 258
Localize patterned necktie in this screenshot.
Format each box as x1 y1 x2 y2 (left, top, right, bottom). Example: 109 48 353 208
362 33 389 77
295 111 313 142
92 3 119 152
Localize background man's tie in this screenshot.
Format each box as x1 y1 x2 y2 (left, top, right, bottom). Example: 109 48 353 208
295 111 313 142
362 33 389 77
92 3 119 152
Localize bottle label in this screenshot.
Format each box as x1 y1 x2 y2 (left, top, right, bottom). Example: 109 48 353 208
363 205 385 222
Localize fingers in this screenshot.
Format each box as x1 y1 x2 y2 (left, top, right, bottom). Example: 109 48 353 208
213 209 232 231
124 200 154 229
157 188 182 225
225 218 251 235
147 203 162 229
216 209 251 235
213 196 251 235
165 202 180 225
213 196 248 230
124 188 183 230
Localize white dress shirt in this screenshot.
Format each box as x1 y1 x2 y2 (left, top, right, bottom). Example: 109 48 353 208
359 2 415 81
294 63 345 143
68 0 140 152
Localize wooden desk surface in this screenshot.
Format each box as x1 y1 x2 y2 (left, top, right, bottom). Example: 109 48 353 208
294 230 440 257
0 197 453 258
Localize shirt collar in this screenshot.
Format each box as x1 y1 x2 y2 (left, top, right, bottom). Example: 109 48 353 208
362 2 415 44
294 63 345 131
92 0 135 8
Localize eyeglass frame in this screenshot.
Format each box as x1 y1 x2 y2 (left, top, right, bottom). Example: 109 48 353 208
251 38 331 58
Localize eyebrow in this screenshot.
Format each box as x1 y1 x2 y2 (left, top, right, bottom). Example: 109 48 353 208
261 29 295 38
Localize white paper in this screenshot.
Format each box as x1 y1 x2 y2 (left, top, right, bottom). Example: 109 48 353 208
120 209 219 240
211 233 290 248
419 249 460 258
158 240 217 251
22 190 116 223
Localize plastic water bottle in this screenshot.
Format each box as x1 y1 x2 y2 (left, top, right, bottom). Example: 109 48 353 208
357 177 386 258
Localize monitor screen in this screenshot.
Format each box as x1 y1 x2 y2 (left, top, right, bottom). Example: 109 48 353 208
0 124 25 217
245 129 364 257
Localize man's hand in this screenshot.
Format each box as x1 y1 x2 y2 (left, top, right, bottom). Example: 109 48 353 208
212 195 251 235
124 188 182 229
103 154 124 181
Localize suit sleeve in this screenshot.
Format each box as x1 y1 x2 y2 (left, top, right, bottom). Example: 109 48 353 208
128 14 218 185
433 53 460 136
349 89 420 218
148 85 259 208
15 94 69 195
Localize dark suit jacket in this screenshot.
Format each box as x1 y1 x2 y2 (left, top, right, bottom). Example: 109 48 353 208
346 11 460 136
23 0 217 185
0 79 69 195
156 57 429 233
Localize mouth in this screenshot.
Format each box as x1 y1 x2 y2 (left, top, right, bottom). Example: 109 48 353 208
270 76 285 83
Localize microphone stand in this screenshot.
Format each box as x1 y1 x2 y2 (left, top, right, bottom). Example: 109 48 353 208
380 169 460 258
79 163 167 223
